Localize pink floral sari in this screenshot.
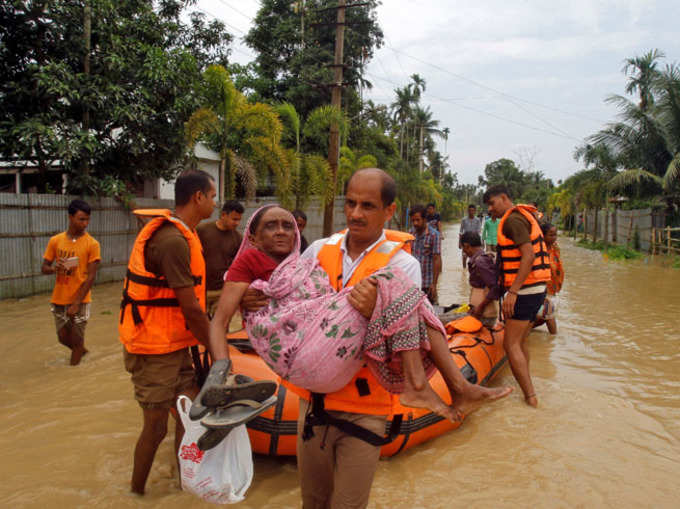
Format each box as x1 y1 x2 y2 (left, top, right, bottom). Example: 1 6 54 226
237 206 446 394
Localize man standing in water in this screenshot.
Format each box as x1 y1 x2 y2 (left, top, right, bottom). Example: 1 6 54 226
119 170 215 495
459 204 482 269
483 185 550 407
409 204 442 304
239 169 511 508
197 199 243 316
426 202 441 233
41 199 101 365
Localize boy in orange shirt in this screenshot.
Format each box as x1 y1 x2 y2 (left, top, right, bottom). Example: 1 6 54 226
42 199 101 365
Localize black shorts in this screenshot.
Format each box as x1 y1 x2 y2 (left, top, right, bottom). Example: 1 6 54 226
508 292 546 322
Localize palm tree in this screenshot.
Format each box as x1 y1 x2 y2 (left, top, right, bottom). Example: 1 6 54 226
590 63 680 200
412 105 443 173
442 126 451 154
390 86 415 160
185 65 288 202
409 73 426 101
622 49 665 111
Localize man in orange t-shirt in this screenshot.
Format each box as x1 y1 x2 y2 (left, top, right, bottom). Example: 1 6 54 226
42 199 101 365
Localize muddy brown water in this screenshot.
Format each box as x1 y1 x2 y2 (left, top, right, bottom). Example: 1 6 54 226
2 222 680 508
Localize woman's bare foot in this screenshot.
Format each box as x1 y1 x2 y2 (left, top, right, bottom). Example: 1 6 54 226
450 385 513 417
400 386 461 423
524 393 538 407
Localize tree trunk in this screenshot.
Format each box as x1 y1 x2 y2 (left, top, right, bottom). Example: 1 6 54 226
418 125 424 173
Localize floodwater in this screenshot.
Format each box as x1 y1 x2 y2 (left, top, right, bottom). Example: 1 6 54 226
1 222 680 508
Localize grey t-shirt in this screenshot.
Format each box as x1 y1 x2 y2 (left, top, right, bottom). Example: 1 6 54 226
461 216 483 235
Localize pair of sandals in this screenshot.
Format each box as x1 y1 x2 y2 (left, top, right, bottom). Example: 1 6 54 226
189 358 278 450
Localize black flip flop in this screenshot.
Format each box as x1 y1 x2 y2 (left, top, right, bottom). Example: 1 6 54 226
201 395 277 430
197 426 235 451
201 375 278 408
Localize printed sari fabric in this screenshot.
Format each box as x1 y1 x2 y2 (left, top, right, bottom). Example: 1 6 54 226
239 206 445 394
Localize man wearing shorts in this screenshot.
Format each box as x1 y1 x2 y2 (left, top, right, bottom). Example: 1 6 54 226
41 199 100 366
484 185 550 407
119 170 216 495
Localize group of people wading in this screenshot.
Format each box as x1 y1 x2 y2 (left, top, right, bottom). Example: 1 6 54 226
42 166 562 506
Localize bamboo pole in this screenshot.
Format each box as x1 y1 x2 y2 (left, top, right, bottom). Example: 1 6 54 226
593 208 598 243
626 214 634 246
651 227 656 256
668 226 672 254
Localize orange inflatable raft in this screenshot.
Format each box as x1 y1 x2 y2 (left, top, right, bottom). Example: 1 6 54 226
226 321 507 457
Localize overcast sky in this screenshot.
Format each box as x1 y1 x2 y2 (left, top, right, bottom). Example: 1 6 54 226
195 0 680 185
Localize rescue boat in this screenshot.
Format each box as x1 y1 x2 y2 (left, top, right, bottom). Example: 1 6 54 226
226 320 507 457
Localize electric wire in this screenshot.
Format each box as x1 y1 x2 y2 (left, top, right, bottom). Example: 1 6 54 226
192 2 586 141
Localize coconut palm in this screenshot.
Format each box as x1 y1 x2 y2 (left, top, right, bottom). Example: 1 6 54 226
185 65 288 202
623 49 665 112
591 63 680 199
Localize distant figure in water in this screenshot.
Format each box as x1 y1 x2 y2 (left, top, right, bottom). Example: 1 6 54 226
534 223 564 334
41 199 101 366
409 204 442 305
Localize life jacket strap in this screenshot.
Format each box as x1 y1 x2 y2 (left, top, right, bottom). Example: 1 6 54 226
120 289 180 325
303 393 403 447
126 269 202 288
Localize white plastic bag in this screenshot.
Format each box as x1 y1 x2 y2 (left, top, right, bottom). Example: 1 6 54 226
176 395 253 504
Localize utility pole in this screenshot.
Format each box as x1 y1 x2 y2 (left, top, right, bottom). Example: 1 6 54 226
322 0 346 237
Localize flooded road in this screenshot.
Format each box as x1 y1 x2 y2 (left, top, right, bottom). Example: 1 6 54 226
2 221 680 508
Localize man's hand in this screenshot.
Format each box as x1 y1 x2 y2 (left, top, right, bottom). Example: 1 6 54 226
470 306 483 320
66 303 80 317
502 292 517 319
241 287 269 312
347 277 378 319
55 258 66 272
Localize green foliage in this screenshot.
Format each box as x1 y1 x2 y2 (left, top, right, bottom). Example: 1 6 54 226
577 239 644 260
242 0 383 119
0 0 234 195
478 158 555 209
186 65 288 201
607 245 644 260
579 50 680 207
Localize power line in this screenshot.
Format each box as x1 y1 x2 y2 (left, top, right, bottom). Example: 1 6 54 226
212 0 256 22
365 70 583 142
193 4 583 141
384 44 608 125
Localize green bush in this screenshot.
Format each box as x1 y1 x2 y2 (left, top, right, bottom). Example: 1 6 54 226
606 245 644 260
577 238 643 260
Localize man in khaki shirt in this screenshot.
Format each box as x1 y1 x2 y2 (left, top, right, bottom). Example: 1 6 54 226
197 200 243 315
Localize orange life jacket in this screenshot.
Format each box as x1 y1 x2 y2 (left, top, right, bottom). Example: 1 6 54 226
283 229 414 415
496 205 551 289
119 210 206 355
